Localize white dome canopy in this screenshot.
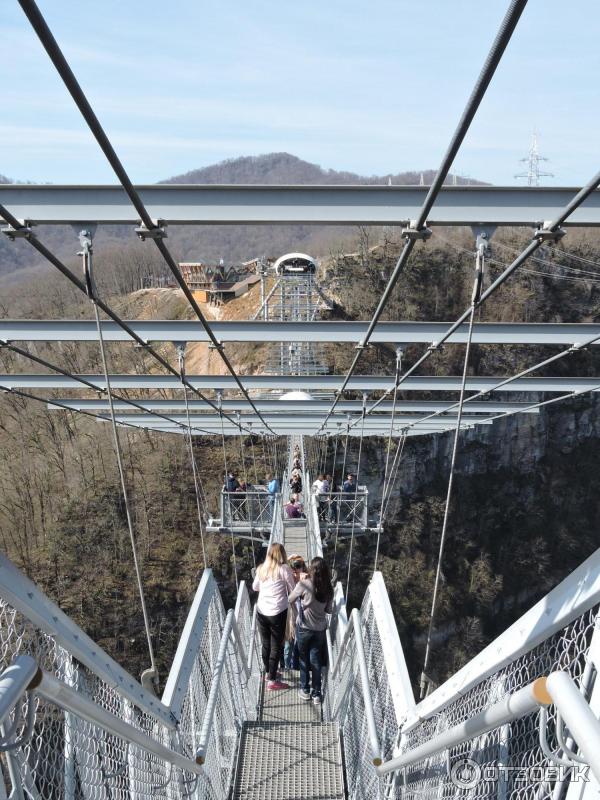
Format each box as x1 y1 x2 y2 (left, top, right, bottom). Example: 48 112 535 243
279 391 314 402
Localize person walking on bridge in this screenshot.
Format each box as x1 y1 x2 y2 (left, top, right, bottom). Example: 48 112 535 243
288 557 333 705
253 543 295 691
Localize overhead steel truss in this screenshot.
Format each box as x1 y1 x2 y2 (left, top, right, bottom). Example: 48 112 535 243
4 319 600 346
2 184 600 226
3 374 599 393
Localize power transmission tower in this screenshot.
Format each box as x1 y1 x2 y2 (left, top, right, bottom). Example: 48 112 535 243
515 131 553 186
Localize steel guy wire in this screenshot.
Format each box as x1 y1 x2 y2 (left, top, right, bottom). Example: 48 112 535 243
317 0 528 433
17 0 275 436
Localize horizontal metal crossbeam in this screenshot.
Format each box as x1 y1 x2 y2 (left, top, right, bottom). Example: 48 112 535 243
3 319 600 345
3 374 599 393
105 413 497 426
47 398 539 414
114 421 488 436
2 184 600 226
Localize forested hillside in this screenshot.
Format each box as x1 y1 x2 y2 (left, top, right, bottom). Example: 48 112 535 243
1 217 600 690
0 152 480 278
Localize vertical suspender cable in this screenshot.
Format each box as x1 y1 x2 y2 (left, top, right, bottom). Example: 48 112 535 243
237 416 256 570
176 345 208 567
218 394 239 591
345 395 367 597
381 432 407 528
79 230 158 689
419 246 484 699
374 349 402 573
332 421 351 574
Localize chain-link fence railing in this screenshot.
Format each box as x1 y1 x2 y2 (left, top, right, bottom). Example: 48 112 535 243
0 556 260 800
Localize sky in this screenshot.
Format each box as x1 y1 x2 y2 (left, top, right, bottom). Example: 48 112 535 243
1 0 599 186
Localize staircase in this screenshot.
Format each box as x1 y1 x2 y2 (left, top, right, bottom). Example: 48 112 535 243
232 670 345 799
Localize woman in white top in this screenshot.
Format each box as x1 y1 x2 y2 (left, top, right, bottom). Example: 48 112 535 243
252 543 295 690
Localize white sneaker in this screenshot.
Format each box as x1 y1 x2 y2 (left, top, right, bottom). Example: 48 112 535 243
298 689 311 701
312 695 322 706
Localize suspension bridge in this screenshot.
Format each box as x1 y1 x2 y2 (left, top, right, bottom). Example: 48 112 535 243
2 0 600 798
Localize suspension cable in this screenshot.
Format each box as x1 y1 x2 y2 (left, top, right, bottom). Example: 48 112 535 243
79 230 158 689
317 0 528 433
176 345 208 567
0 206 257 438
419 245 483 699
16 0 275 436
345 394 367 597
353 166 600 435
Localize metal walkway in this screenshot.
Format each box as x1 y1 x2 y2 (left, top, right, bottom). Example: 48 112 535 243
283 521 308 562
233 670 345 799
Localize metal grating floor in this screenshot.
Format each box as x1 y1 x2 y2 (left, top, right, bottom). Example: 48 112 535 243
261 670 321 723
283 521 308 562
232 721 345 800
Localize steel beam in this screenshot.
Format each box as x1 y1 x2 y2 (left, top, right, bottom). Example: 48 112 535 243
3 374 600 393
2 184 600 226
107 413 496 426
46 398 539 414
3 319 600 345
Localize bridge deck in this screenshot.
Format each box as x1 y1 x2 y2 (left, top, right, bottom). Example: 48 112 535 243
283 520 308 562
233 671 344 799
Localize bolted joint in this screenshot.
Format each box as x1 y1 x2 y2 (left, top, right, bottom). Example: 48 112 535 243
427 340 443 353
135 220 167 241
401 222 432 242
208 340 224 352
2 222 33 241
569 342 588 353
133 340 150 349
534 224 566 243
354 340 370 352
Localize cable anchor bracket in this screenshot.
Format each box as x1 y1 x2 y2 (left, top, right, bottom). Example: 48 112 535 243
401 222 432 242
534 224 566 243
2 221 33 240
135 220 168 241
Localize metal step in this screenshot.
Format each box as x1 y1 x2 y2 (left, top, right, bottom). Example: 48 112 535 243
232 721 345 800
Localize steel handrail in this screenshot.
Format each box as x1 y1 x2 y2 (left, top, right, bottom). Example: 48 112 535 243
352 609 383 766
375 672 600 782
35 670 203 775
0 657 41 730
196 609 249 764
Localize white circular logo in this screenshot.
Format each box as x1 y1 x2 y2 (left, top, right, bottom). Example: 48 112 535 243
450 758 482 789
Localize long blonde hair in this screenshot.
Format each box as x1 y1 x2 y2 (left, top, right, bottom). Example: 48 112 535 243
258 543 288 581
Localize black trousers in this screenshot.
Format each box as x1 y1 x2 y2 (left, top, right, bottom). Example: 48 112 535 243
256 609 288 680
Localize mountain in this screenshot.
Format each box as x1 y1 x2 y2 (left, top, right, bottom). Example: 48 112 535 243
161 152 480 186
0 153 481 280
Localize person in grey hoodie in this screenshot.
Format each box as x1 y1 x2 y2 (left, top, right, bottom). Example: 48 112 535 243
288 557 333 705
